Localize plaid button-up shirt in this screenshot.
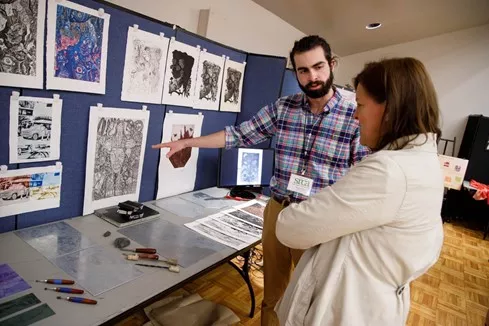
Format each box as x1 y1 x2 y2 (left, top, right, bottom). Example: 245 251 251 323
225 89 370 203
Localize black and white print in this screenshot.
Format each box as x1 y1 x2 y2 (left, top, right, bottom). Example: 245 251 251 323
0 0 46 88
186 221 246 250
121 26 169 104
9 95 62 163
161 39 200 107
92 117 144 200
215 213 262 237
225 209 264 228
203 217 259 244
239 201 266 218
220 58 245 112
224 68 241 103
193 51 225 111
237 148 263 185
83 106 149 215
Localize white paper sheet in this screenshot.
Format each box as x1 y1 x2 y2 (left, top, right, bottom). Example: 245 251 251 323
121 26 170 104
236 148 263 185
46 0 110 94
9 94 62 163
156 112 203 198
192 51 225 111
83 105 149 215
438 154 469 190
219 58 246 112
0 0 46 89
161 39 200 107
0 163 63 218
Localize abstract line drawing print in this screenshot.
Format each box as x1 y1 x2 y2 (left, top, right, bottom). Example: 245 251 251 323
215 213 262 238
185 221 246 250
168 50 194 97
9 95 63 163
92 117 144 200
0 164 62 218
46 0 110 94
161 39 200 107
203 216 259 244
220 58 246 112
0 0 46 89
169 124 194 168
239 202 266 219
237 148 263 185
193 51 225 111
83 106 149 215
224 209 263 228
121 26 169 104
224 68 241 103
156 112 203 199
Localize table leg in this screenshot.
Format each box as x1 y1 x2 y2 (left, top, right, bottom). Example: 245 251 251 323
228 249 255 318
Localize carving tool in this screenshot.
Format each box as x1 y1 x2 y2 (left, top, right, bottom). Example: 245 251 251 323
36 279 75 285
123 253 159 261
135 263 180 273
120 247 156 254
122 253 178 265
56 296 97 305
45 287 84 294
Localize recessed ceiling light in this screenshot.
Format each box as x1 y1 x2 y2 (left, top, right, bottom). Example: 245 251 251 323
366 22 382 30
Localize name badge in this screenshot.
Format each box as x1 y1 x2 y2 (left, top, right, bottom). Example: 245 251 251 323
287 173 313 197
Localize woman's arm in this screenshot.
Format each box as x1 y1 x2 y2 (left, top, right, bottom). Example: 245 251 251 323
276 155 407 249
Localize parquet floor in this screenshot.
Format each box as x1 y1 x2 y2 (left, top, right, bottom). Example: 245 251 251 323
117 223 489 326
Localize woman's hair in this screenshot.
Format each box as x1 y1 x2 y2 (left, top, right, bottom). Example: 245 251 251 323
353 57 441 151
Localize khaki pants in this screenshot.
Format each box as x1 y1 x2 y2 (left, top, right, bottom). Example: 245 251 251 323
261 198 304 326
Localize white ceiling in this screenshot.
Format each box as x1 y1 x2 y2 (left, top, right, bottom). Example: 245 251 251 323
251 0 489 56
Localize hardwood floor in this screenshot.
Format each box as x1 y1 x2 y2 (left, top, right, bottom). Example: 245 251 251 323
116 223 489 326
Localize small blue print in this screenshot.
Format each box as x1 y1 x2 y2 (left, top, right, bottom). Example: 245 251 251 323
54 172 60 176
31 173 45 181
30 181 42 187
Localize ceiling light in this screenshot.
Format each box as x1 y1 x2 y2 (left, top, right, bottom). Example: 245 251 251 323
366 22 382 30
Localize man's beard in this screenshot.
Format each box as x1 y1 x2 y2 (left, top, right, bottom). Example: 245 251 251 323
299 71 334 99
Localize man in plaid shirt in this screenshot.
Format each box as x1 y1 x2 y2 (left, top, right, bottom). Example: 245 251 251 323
153 35 369 325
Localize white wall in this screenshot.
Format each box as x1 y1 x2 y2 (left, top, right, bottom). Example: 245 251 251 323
335 24 489 156
106 0 305 59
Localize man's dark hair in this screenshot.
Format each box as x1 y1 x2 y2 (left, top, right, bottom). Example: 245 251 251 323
289 35 333 70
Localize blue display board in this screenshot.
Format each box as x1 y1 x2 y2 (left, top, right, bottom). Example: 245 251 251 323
0 0 286 232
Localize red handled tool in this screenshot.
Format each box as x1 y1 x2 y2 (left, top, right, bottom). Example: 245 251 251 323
45 287 84 294
122 253 159 260
57 296 97 305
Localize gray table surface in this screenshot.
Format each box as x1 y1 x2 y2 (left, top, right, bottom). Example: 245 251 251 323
0 187 266 326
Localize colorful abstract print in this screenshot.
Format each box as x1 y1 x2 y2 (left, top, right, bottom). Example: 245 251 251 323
54 5 104 83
